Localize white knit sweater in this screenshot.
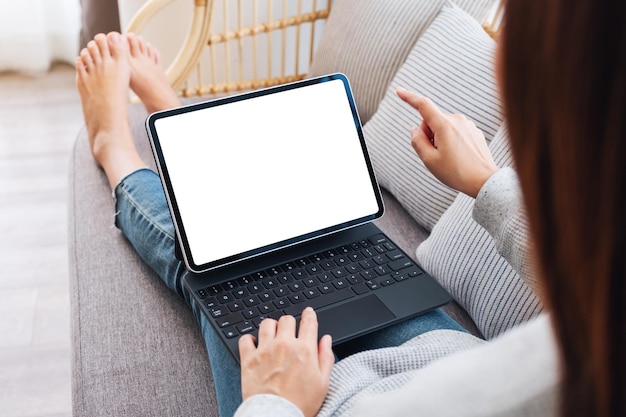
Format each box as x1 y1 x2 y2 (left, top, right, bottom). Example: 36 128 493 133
234 168 561 417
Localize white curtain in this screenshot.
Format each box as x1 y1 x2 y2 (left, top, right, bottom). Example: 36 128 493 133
0 0 80 74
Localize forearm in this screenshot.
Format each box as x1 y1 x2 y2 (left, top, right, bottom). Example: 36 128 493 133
472 167 540 291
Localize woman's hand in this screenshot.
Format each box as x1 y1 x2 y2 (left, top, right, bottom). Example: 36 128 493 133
239 307 334 417
396 88 499 198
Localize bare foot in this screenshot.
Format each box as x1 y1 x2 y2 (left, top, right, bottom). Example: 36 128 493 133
76 32 146 190
126 33 181 114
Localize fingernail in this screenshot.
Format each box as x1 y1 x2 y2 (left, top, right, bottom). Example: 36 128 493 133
111 33 121 44
410 126 419 136
304 306 313 313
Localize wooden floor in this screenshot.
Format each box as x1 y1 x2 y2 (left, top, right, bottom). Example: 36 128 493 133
0 64 82 417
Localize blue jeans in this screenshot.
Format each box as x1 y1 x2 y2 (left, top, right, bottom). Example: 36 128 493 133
114 168 466 417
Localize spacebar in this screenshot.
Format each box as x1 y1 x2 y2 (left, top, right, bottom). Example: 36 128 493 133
283 288 355 316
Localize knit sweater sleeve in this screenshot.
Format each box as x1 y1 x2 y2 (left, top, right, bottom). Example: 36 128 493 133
472 167 540 291
234 394 304 417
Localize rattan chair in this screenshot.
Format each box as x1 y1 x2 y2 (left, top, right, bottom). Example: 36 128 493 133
125 0 331 98
124 0 503 99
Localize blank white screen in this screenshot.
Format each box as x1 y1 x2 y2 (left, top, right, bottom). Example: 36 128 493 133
154 79 380 267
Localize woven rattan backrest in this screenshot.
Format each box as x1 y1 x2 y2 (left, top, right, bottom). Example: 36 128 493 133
126 0 503 99
126 0 331 98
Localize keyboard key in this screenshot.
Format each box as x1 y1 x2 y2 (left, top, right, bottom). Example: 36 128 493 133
243 295 260 307
388 259 414 271
347 274 363 285
320 260 336 270
207 285 221 295
258 304 276 315
217 313 244 328
333 279 348 289
373 245 386 254
318 283 335 294
274 287 288 297
223 280 238 290
303 277 320 287
365 280 380 290
289 282 304 292
358 239 370 248
359 259 374 269
393 273 409 282
266 266 282 276
197 289 207 298
204 297 218 309
283 288 354 316
237 321 255 334
282 262 296 272
324 249 337 258
289 293 305 304
304 288 321 299
274 298 291 309
352 283 369 295
217 293 232 303
233 288 249 298
317 272 333 282
258 292 275 303
361 270 376 280
350 243 361 251
237 276 253 286
306 264 322 275
362 248 377 258
386 250 405 261
309 253 324 262
223 328 238 338
409 268 423 277
210 307 226 318
263 278 279 289
374 265 390 275
248 283 264 294
291 269 308 279
295 258 310 268
372 255 387 265
345 264 362 273
383 242 396 251
242 308 259 319
335 256 349 265
337 245 351 254
227 301 245 312
252 271 268 280
369 235 388 245
348 252 363 261
331 268 347 278
277 274 293 284
379 277 395 286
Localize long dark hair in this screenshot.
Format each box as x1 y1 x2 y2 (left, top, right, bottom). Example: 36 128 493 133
501 0 626 416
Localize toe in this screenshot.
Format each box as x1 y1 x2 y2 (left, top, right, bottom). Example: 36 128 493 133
107 32 128 60
80 48 94 71
87 40 100 64
137 35 146 53
75 56 87 81
127 32 139 56
94 33 111 58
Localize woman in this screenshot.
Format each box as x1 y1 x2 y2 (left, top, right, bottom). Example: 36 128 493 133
236 0 626 415
75 0 624 415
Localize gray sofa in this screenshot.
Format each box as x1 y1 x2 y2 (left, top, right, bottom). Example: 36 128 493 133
69 1 499 416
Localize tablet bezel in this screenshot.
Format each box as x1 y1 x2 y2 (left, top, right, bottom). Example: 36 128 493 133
146 73 384 273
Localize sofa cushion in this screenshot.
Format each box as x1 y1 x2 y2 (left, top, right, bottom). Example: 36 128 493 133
308 0 496 124
415 125 543 339
363 3 503 231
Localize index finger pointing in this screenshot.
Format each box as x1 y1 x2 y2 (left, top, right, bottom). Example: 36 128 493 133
396 88 446 132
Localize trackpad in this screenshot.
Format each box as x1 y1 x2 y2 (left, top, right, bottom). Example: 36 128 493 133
317 295 396 341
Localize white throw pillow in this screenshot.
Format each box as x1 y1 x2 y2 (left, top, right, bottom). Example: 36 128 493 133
416 125 543 339
364 3 504 231
309 0 497 124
